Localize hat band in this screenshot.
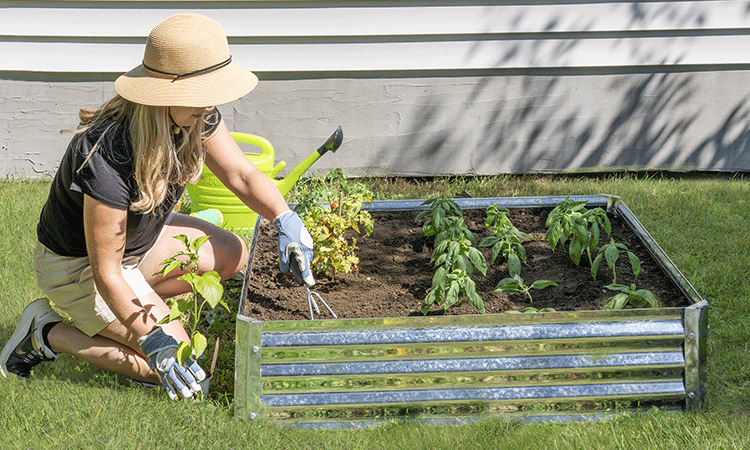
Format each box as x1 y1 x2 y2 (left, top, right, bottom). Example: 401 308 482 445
143 56 232 82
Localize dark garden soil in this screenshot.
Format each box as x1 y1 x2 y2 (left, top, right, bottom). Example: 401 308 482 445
242 208 689 321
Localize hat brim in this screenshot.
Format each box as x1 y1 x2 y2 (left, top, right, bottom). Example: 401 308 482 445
115 63 258 107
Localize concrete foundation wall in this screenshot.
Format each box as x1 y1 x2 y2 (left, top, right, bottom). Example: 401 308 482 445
3 70 749 178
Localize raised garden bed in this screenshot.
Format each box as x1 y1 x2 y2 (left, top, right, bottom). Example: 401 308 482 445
234 195 707 427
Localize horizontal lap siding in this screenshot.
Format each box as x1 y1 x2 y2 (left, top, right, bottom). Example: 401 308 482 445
3 1 749 176
4 1 750 72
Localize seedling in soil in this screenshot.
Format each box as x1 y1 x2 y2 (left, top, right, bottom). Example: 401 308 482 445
544 197 611 266
591 238 641 284
495 275 557 303
422 266 485 315
603 283 660 309
480 205 533 277
156 235 227 366
419 199 488 315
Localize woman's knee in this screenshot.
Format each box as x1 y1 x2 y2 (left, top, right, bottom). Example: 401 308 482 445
214 230 247 280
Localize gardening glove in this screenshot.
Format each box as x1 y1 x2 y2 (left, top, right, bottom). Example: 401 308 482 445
274 210 315 286
137 327 206 401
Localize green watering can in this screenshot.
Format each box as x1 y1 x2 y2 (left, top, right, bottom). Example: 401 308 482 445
185 127 343 232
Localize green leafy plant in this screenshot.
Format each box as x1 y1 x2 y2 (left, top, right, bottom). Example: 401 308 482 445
479 205 533 277
156 235 227 366
415 196 463 237
603 283 660 309
294 169 374 278
419 197 487 315
495 275 557 303
423 266 485 315
544 197 611 266
591 238 641 283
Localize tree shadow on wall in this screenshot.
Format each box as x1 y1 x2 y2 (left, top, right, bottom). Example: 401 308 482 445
384 2 750 174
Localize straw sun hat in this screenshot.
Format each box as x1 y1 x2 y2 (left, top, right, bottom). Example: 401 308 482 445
115 13 258 107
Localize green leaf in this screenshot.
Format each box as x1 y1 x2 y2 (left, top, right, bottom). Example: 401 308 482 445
192 332 208 359
628 252 641 278
508 253 521 278
568 237 584 266
591 253 603 280
195 271 223 309
190 235 210 253
467 248 487 276
604 244 619 268
530 280 557 290
444 282 460 310
175 234 191 249
635 289 660 308
495 277 521 293
605 283 631 293
465 279 485 314
175 341 192 366
489 244 501 265
422 290 438 315
544 223 562 251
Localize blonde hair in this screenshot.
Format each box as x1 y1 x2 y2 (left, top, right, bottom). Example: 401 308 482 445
77 95 210 214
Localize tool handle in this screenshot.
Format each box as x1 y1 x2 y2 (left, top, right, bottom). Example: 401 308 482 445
290 255 305 286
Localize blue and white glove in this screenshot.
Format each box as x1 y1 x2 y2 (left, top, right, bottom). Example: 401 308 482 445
274 210 315 286
137 327 206 401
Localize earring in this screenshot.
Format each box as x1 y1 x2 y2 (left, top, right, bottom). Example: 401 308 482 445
168 110 182 135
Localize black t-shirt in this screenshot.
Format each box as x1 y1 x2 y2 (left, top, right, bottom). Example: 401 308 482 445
37 109 221 258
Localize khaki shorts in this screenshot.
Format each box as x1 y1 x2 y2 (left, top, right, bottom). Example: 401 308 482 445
33 214 174 337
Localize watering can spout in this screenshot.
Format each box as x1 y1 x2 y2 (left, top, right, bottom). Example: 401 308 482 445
274 126 343 196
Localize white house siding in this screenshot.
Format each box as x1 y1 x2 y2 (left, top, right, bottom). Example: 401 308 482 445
2 1 750 177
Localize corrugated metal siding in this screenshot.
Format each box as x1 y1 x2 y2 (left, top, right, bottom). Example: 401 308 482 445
4 1 750 73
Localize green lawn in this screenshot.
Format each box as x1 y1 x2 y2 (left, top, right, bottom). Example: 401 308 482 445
1 174 749 449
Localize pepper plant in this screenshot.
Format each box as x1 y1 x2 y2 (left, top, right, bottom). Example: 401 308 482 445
591 238 641 284
544 197 611 266
479 205 533 277
156 234 227 366
422 233 487 315
603 283 660 309
495 274 557 303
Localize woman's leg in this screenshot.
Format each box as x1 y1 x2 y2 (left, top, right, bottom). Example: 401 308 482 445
68 213 246 380
21 214 246 382
47 322 157 383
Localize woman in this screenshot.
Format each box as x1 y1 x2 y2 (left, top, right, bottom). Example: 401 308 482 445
0 13 314 400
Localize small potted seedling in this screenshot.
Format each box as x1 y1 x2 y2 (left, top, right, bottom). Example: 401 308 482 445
156 234 228 398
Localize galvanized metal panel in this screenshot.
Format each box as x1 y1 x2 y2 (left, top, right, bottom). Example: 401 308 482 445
237 195 706 426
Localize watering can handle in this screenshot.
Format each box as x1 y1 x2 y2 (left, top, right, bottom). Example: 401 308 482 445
229 132 275 160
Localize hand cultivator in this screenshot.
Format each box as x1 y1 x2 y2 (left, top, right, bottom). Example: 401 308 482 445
290 252 337 320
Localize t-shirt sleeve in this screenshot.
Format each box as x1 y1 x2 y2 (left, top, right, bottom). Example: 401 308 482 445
70 137 131 210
